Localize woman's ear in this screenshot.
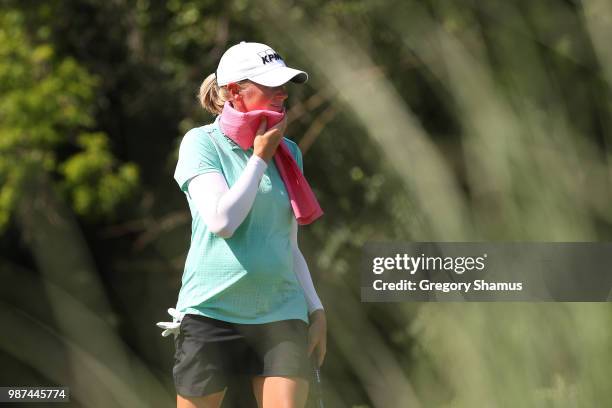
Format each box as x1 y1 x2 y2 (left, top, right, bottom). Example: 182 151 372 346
226 82 241 101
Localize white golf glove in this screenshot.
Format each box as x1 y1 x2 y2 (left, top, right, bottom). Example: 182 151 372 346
156 308 184 338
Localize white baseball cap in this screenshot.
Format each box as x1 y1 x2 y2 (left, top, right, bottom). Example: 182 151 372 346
216 41 308 87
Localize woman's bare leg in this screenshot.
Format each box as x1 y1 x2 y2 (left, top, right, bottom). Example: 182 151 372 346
252 376 309 408
176 390 226 408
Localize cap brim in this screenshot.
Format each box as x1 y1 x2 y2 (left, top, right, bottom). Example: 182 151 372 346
249 66 308 87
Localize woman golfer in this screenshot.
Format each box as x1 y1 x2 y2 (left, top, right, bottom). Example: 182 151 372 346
168 41 326 408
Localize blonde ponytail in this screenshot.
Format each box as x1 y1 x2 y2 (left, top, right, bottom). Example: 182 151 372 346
198 73 228 115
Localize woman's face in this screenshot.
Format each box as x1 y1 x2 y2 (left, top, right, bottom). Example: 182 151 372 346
228 81 288 113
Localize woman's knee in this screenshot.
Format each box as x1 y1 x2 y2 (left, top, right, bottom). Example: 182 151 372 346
252 376 309 408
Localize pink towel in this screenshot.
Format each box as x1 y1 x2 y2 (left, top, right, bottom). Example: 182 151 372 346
219 102 323 225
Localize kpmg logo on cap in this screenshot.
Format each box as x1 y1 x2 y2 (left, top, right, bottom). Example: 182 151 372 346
258 49 283 65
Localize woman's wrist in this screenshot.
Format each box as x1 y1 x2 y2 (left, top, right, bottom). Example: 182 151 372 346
309 308 326 323
253 149 267 163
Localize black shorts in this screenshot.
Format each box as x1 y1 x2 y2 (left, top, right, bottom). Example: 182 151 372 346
173 314 311 397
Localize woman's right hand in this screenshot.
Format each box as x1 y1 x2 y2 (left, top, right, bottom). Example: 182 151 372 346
253 116 287 163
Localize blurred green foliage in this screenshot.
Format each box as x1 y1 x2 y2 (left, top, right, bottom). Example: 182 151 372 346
59 132 139 218
0 8 138 229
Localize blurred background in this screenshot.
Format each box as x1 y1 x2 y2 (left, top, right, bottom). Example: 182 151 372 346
2 0 612 406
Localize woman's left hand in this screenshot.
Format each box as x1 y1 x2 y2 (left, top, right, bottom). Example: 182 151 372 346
307 309 327 368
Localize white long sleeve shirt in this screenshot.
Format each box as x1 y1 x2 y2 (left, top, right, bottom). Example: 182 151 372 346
187 156 323 313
